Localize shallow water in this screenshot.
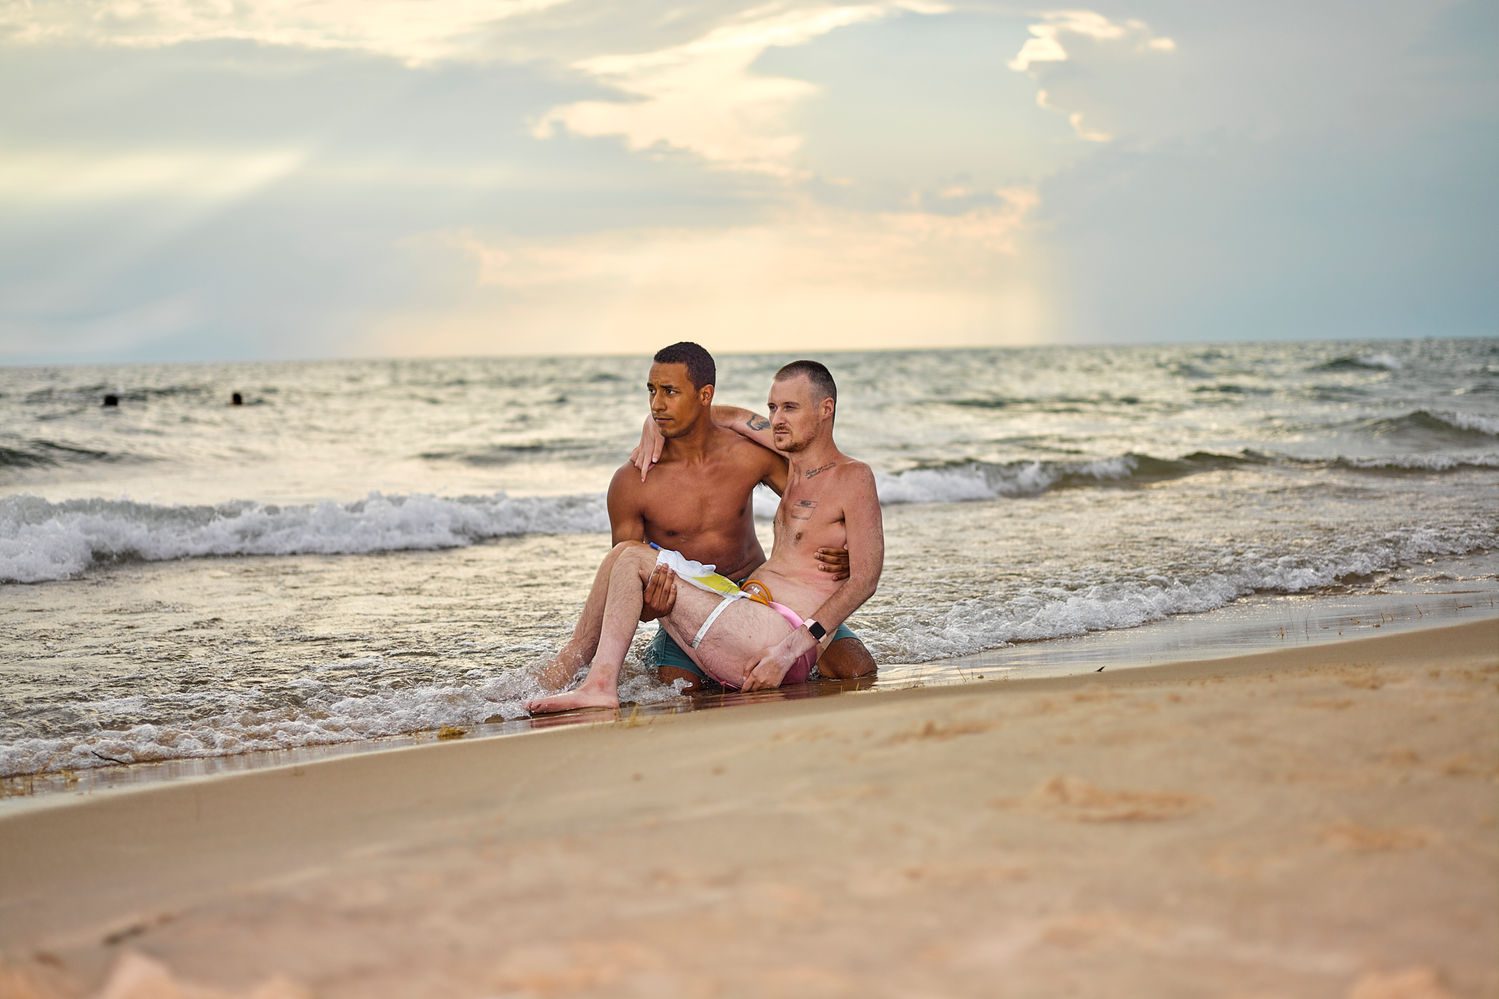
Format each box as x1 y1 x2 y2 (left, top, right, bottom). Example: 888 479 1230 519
3 338 1497 777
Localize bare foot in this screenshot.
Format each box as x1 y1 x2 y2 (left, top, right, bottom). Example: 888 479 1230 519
525 687 620 715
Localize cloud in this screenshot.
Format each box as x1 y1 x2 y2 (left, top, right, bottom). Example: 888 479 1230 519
1007 9 1176 142
0 0 572 64
0 39 770 362
371 189 1045 356
533 1 949 177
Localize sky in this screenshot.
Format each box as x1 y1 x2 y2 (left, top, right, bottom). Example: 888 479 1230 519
1 0 1494 364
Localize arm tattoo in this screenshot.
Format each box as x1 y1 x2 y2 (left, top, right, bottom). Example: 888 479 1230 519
804 462 836 478
747 415 770 431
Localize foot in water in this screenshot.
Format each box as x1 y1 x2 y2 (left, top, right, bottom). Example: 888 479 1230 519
525 686 620 715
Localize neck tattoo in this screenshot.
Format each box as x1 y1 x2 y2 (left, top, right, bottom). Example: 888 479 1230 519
804 461 835 478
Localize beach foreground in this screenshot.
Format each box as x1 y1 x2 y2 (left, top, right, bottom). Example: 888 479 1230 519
2 620 1496 998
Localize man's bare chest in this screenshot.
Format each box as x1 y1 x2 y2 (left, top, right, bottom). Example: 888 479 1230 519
640 462 760 532
775 479 843 546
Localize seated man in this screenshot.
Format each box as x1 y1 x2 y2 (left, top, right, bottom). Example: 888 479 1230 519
527 360 882 713
536 341 874 694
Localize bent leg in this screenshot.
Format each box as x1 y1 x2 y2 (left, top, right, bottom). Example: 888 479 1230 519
528 542 658 713
534 542 633 691
659 597 796 690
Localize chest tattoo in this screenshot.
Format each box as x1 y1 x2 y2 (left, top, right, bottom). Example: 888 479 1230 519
805 462 835 479
789 498 817 521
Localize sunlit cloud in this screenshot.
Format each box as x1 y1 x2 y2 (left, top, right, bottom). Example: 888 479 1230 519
371 188 1044 356
0 0 569 63
1009 10 1175 143
534 1 950 177
451 190 1035 289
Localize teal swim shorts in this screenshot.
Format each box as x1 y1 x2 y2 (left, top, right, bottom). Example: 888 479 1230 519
647 620 859 683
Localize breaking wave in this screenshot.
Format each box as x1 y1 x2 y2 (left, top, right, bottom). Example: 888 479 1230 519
0 491 609 583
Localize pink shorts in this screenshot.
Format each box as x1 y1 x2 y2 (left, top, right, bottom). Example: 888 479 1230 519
762 600 817 685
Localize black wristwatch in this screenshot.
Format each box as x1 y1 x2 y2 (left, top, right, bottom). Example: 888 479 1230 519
804 618 827 641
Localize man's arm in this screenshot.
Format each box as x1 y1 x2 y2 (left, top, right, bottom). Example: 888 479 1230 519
608 465 676 620
711 404 775 451
630 405 775 481
804 463 883 635
742 463 883 690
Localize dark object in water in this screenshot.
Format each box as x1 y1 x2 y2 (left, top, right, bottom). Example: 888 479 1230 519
231 392 244 406
102 394 119 407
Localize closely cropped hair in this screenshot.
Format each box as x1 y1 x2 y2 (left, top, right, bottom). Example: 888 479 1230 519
775 359 837 406
653 342 716 391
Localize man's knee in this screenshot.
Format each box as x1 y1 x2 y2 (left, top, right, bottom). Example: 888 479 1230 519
818 638 876 679
611 540 654 570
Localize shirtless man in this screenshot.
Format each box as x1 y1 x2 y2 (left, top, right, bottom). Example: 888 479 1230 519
535 342 874 693
526 360 882 712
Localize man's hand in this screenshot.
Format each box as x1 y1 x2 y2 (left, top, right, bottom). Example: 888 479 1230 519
640 565 677 622
742 627 817 691
815 547 851 580
628 416 667 482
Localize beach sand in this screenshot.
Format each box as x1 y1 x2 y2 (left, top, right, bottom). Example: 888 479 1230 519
2 618 1496 998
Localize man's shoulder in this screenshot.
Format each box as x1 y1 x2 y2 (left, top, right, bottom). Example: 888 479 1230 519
822 456 877 493
607 461 648 500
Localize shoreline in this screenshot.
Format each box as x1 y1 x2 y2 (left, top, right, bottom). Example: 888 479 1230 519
6 580 1496 805
1 618 1496 997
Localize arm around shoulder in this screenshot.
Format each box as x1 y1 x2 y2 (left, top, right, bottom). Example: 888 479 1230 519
712 404 776 452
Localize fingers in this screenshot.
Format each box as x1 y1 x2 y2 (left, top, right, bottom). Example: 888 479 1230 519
651 435 664 465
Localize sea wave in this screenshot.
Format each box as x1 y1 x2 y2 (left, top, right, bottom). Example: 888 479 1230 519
1312 352 1403 373
1355 409 1499 443
420 439 606 466
873 452 1260 505
875 522 1498 661
0 437 130 470
0 491 609 583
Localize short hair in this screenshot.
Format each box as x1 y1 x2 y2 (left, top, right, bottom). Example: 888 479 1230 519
653 342 716 391
775 359 837 406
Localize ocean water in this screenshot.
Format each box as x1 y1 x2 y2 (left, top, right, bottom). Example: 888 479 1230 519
3 338 1498 779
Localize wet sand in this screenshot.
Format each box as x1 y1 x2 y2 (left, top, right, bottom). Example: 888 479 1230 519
2 618 1496 998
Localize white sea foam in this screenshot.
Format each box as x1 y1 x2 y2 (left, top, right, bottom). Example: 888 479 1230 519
1359 352 1403 371
1435 410 1499 436
870 522 1499 661
0 651 688 778
0 491 609 583
875 456 1138 506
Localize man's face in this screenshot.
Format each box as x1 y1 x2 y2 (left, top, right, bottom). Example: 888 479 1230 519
767 374 826 453
647 362 706 438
